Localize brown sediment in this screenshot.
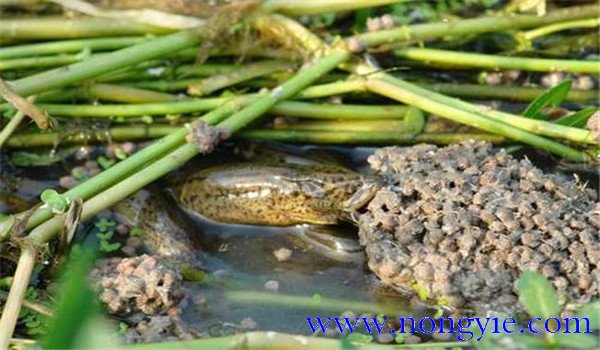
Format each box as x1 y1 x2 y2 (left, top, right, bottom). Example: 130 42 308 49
358 140 599 316
91 254 199 343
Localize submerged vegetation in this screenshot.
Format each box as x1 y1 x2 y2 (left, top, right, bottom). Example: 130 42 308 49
0 0 598 349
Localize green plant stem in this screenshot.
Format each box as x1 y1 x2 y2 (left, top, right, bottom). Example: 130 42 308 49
261 0 402 15
226 291 406 314
219 51 351 130
242 129 506 145
0 17 170 41
10 78 364 105
124 331 465 350
277 119 407 132
0 36 147 59
421 82 599 103
86 84 180 103
387 76 596 144
33 90 383 119
4 26 206 99
353 4 599 47
188 60 296 96
0 109 27 148
270 101 410 119
0 52 88 71
394 47 600 74
0 51 346 343
4 125 180 148
6 114 432 148
2 51 348 235
98 63 239 83
366 75 588 161
521 17 600 40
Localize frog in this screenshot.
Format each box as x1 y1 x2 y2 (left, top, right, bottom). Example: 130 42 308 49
171 163 380 226
113 146 380 266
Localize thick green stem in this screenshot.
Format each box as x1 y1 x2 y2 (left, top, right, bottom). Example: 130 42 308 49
0 52 88 71
219 51 351 131
33 98 402 119
188 60 296 96
0 109 27 148
4 125 181 148
521 17 600 40
270 102 410 119
5 27 205 99
421 82 598 103
262 0 402 16
0 17 170 41
98 63 239 83
242 129 506 145
2 51 348 235
0 36 147 59
386 75 596 144
353 4 599 48
395 47 600 74
87 84 180 103
367 75 588 162
226 291 406 314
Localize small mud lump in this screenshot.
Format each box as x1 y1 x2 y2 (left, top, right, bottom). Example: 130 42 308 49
359 140 599 315
92 254 184 316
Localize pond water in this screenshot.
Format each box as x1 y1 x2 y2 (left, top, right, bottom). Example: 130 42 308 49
0 142 598 337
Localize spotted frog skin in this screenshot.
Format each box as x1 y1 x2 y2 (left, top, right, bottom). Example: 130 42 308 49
172 163 379 226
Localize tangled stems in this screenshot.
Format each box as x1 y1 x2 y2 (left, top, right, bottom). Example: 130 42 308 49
353 4 599 47
0 36 148 59
366 75 589 162
242 129 506 145
0 50 350 346
394 47 600 74
4 26 206 99
521 17 600 41
384 75 596 145
421 82 598 104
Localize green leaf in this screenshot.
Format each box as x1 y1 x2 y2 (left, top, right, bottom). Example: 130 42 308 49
97 156 116 170
517 271 560 319
96 230 114 241
311 293 323 304
575 301 600 330
552 333 599 349
555 107 598 127
523 80 572 119
94 218 116 232
44 249 97 349
99 240 121 253
129 227 144 237
40 189 70 213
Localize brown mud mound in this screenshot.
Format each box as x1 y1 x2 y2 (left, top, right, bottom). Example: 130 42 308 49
358 140 599 315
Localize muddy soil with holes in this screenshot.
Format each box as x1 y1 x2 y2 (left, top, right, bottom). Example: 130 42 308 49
358 140 599 316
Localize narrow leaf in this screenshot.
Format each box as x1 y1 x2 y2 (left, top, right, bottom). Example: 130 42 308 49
552 333 599 349
555 107 598 127
44 249 97 349
517 271 560 319
575 301 600 330
523 80 572 119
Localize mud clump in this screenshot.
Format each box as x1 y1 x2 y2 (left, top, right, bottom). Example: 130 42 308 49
358 140 599 315
92 255 192 342
92 254 184 316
